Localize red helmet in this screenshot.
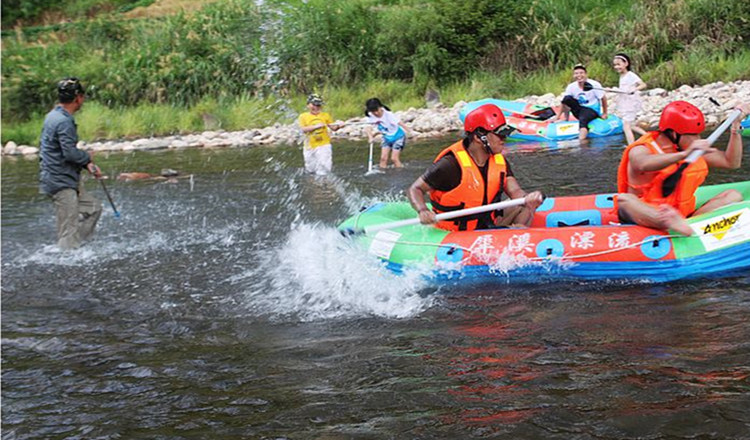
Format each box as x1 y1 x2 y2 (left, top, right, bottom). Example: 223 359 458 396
464 104 507 133
658 101 705 135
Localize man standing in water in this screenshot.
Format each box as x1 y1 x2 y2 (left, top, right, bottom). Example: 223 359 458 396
407 104 543 231
39 77 103 250
557 64 609 141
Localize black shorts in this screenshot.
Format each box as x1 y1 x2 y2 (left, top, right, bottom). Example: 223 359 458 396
562 95 601 129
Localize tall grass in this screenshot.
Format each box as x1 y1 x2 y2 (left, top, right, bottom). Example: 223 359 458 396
2 0 749 145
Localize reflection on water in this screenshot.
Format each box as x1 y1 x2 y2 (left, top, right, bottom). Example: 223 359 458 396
2 135 749 438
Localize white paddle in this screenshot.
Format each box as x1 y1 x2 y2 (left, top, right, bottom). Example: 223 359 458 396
365 142 382 176
662 108 743 196
341 197 527 236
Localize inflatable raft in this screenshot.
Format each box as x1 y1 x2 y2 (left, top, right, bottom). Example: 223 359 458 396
459 98 623 142
741 115 750 136
338 181 750 283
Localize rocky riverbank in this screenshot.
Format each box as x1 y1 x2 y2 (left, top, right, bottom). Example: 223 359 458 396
3 80 749 157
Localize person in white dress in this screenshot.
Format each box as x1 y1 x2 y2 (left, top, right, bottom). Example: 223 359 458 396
613 53 647 144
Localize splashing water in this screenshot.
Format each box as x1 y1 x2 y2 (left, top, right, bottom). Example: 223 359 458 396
234 224 435 322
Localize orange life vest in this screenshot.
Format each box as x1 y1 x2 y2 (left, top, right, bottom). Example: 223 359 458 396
429 141 508 231
617 131 708 217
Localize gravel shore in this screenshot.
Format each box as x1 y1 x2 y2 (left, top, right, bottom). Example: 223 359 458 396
3 80 748 157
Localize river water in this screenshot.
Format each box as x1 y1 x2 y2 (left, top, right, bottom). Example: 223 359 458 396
2 135 750 439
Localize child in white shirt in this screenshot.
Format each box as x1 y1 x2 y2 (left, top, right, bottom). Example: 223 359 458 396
365 98 411 168
613 53 647 144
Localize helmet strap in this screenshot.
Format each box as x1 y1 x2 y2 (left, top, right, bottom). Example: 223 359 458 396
663 129 681 149
474 130 493 154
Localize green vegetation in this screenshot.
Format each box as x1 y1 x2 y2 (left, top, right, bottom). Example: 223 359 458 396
2 0 749 145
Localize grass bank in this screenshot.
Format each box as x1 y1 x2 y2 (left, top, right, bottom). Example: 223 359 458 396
6 49 750 147
2 0 749 145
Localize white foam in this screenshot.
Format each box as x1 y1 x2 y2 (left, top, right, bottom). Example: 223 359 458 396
236 224 435 322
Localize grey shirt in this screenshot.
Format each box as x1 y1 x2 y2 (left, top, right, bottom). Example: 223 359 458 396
39 106 91 195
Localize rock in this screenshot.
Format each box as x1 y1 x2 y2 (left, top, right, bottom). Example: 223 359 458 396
4 142 18 155
648 88 668 97
169 140 189 149
19 146 39 155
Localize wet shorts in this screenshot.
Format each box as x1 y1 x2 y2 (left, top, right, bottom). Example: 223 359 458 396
382 136 406 151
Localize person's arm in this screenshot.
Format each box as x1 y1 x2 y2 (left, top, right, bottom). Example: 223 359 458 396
398 121 412 136
300 124 324 133
557 104 570 121
299 114 325 133
600 95 608 119
366 126 381 142
558 85 572 121
504 176 543 211
627 144 703 173
325 114 340 131
58 120 90 168
702 103 749 169
407 177 437 224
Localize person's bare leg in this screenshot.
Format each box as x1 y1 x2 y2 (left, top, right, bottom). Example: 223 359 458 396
632 124 646 136
379 147 390 168
494 206 534 228
693 190 743 216
578 127 589 142
617 193 665 229
623 121 635 144
657 204 693 236
391 149 403 168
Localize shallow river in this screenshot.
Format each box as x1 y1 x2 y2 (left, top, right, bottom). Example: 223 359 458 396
2 134 750 439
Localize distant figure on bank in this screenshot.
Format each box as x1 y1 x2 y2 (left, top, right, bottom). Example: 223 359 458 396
612 52 647 144
365 98 411 168
39 77 103 250
557 63 609 141
298 94 340 175
407 104 543 231
617 100 749 236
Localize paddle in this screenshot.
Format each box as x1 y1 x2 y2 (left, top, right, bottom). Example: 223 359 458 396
582 81 633 95
340 197 527 237
99 178 121 218
494 105 556 121
661 108 744 197
365 142 382 176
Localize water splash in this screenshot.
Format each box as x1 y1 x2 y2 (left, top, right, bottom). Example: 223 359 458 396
235 224 435 322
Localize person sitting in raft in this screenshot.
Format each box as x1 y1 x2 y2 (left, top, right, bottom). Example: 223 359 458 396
407 103 544 231
556 63 608 141
364 97 412 169
617 100 750 236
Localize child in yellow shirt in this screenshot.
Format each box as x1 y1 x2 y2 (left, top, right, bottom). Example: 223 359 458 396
299 94 340 175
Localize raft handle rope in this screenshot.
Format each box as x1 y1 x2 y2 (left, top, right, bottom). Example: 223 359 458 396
362 227 739 264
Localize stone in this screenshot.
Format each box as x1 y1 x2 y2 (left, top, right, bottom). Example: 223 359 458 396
19 146 39 155
4 142 18 155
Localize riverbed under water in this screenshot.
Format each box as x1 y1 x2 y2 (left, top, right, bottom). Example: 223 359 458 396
2 134 750 439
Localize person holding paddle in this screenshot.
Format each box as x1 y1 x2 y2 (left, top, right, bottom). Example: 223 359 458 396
299 93 341 175
39 77 103 250
407 104 544 231
616 100 750 236
557 64 609 141
365 98 411 169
